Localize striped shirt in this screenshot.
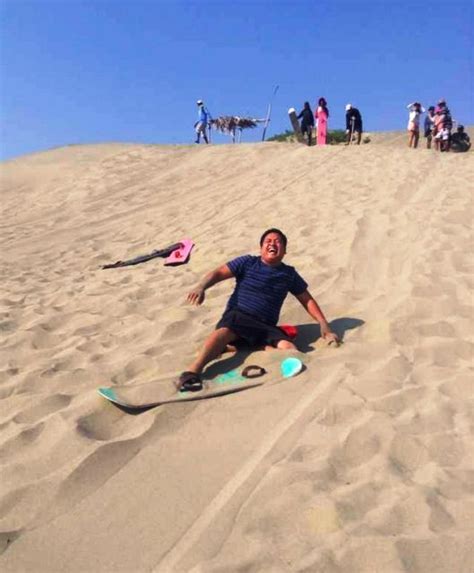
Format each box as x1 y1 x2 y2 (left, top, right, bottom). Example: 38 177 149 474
225 255 308 325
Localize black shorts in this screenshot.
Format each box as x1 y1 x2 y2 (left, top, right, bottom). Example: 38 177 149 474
216 309 292 347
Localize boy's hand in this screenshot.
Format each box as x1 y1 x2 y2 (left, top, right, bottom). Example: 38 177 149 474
187 286 205 305
322 329 340 346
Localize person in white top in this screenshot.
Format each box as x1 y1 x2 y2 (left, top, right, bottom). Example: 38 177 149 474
406 102 425 148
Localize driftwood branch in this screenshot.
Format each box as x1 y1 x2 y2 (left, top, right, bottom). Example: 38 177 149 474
210 116 266 134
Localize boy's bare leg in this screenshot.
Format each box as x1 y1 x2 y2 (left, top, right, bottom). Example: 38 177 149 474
263 339 297 351
187 327 238 374
275 339 297 350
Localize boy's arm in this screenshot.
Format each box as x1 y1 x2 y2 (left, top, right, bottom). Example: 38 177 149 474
187 264 234 305
295 290 339 343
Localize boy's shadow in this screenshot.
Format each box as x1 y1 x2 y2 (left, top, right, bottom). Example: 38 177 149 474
113 317 366 413
297 317 365 352
204 316 365 377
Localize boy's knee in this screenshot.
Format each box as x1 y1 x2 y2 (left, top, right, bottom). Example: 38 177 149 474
215 326 231 334
275 339 297 350
214 327 237 341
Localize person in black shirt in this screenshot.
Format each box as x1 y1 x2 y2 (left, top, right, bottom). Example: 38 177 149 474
450 125 471 153
297 102 315 146
345 104 363 145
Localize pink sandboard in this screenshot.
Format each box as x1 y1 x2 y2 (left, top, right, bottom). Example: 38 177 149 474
164 239 194 266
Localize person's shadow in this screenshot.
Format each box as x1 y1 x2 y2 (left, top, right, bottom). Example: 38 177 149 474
112 317 365 414
204 316 365 377
296 317 365 352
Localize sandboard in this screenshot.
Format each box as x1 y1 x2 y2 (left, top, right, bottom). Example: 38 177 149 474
164 238 194 266
98 357 303 410
288 108 304 143
102 242 183 269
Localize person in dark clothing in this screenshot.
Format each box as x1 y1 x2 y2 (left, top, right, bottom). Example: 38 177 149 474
297 101 315 146
345 104 363 145
424 106 436 149
450 125 471 153
177 228 339 391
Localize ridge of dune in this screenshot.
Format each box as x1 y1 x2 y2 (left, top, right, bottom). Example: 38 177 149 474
0 137 473 572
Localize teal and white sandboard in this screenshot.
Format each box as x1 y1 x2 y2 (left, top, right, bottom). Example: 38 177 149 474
98 357 303 410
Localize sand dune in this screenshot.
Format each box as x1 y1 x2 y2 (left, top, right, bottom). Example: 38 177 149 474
0 133 473 572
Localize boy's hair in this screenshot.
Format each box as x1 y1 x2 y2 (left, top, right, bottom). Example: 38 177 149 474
260 228 288 249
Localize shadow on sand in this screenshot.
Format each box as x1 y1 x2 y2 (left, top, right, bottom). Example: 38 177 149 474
108 317 364 414
204 316 365 376
296 316 365 352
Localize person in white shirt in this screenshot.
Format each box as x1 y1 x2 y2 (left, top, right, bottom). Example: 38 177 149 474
407 102 425 148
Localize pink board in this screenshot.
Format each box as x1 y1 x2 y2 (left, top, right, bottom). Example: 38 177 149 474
164 239 194 266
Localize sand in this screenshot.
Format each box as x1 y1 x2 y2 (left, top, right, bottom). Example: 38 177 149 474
0 133 473 572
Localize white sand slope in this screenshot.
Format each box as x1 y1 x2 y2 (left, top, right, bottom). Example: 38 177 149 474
0 135 473 572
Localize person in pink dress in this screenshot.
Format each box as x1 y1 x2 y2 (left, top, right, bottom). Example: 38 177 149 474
315 97 329 145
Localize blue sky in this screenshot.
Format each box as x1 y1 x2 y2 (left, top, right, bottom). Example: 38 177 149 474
1 0 472 160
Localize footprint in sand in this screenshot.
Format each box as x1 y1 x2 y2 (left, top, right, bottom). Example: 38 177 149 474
328 419 382 476
0 423 45 459
76 404 155 441
13 394 72 424
0 530 21 556
388 433 429 475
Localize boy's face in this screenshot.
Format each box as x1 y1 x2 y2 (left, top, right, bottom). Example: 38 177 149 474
260 232 286 266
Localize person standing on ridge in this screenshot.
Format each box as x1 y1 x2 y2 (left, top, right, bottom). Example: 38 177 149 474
195 100 212 144
424 106 436 149
406 102 425 148
315 98 329 145
345 104 363 145
297 102 315 146
434 99 453 152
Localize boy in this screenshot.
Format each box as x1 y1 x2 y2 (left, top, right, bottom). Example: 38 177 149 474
178 229 338 391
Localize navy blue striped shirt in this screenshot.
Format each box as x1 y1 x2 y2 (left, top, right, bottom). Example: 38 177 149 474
225 255 308 325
